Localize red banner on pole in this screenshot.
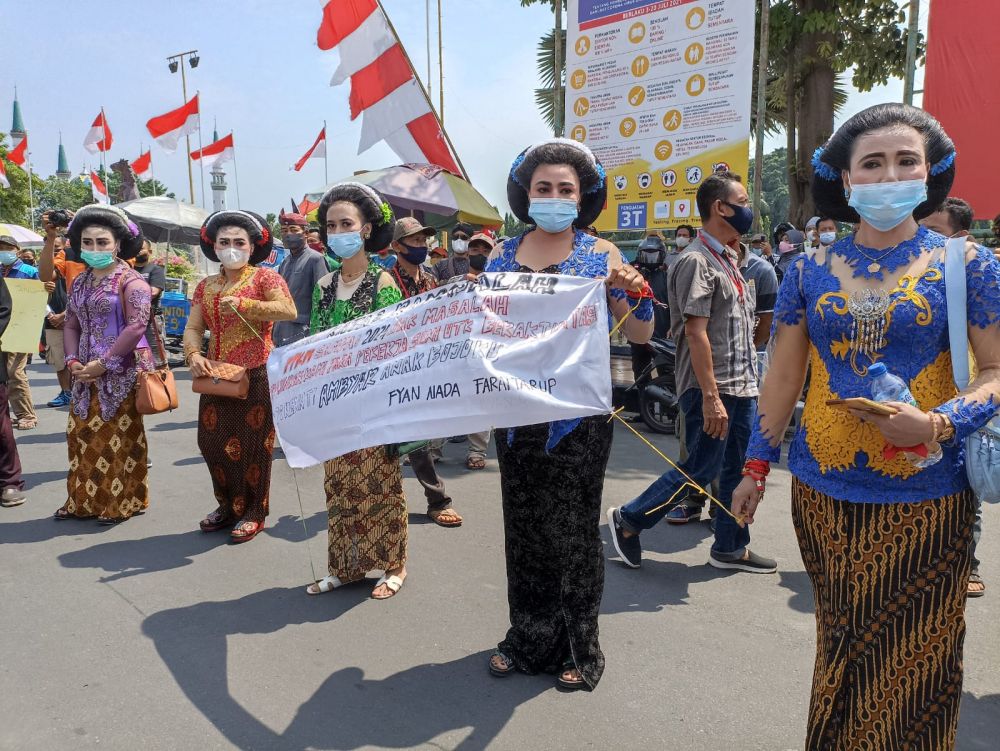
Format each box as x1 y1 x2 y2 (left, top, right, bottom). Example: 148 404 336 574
923 0 1000 220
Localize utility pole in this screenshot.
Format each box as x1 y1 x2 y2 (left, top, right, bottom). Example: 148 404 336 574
437 0 444 123
554 0 563 137
167 49 200 204
752 0 770 233
903 0 920 105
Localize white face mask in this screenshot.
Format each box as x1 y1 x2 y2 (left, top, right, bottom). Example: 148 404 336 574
219 247 251 270
451 239 469 254
675 236 690 249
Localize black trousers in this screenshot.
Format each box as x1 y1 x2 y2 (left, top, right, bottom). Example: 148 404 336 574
407 445 452 510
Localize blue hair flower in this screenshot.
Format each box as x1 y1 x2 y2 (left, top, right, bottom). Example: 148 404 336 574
509 153 526 186
811 147 840 182
586 162 607 194
930 150 955 176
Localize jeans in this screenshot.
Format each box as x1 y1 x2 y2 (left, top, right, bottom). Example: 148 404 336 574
620 388 756 557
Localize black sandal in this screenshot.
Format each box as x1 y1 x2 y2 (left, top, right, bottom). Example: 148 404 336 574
557 660 587 691
488 650 515 677
97 516 127 525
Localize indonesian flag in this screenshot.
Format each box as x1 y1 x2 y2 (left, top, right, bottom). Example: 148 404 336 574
293 126 326 171
0 159 9 189
146 94 200 153
131 150 153 180
191 132 234 169
6 135 27 167
316 0 460 174
84 111 113 154
90 171 109 204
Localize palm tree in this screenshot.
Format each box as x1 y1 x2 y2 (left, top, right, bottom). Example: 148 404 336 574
520 0 566 136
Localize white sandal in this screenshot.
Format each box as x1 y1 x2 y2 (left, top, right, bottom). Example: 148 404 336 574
306 575 346 595
372 574 405 600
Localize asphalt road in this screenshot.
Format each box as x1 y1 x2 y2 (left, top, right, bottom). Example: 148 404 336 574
2 361 997 751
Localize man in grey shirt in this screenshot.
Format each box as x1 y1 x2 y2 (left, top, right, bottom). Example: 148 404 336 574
273 211 329 347
608 171 777 574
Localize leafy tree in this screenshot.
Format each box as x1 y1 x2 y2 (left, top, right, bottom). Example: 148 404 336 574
34 174 93 216
0 134 45 226
501 212 529 238
748 147 790 232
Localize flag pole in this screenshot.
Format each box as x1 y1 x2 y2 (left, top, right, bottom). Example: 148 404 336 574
323 120 329 185
148 143 159 197
195 92 207 208
25 150 36 230
374 0 468 180
231 131 242 209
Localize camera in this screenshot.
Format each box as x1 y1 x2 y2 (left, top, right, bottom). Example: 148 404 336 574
48 209 71 228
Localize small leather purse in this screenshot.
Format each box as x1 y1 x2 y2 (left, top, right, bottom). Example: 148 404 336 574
192 361 250 400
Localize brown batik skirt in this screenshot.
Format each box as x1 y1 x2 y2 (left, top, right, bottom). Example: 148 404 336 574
323 445 407 581
792 478 975 751
64 388 149 520
197 366 275 524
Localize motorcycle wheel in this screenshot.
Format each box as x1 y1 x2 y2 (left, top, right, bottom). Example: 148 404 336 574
638 375 678 434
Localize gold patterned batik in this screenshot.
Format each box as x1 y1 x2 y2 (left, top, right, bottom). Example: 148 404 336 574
792 479 974 751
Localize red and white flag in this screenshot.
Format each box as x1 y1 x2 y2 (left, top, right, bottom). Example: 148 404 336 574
146 95 200 153
191 132 234 169
84 110 113 154
131 150 153 180
0 159 9 189
316 0 460 174
6 135 27 167
293 127 326 171
90 170 110 204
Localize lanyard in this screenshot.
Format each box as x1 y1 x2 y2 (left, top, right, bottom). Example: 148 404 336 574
699 231 745 301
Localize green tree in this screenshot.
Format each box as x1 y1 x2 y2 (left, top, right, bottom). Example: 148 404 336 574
520 0 567 135
34 174 93 216
0 134 45 226
748 147 790 232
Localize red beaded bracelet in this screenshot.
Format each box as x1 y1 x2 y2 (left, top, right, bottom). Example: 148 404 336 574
626 281 654 300
742 458 770 479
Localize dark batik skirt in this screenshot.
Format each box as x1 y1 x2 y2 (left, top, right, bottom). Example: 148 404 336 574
197 366 275 524
495 415 614 690
792 478 974 751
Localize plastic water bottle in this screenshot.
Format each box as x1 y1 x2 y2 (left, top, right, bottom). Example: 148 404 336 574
867 362 941 468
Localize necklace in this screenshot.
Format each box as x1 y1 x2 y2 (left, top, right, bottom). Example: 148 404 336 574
852 244 904 275
341 266 366 283
833 227 927 280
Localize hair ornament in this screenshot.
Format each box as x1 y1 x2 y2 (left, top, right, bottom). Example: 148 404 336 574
379 201 393 226
930 150 956 176
811 147 840 182
509 153 527 186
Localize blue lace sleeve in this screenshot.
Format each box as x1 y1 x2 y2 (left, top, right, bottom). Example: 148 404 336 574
772 256 807 327
933 396 1000 443
746 413 782 463
966 246 1000 329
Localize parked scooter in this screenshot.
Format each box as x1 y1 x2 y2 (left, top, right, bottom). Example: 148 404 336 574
613 337 679 434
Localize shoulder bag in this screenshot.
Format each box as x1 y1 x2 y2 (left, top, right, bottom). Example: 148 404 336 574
131 275 180 415
190 278 257 399
944 237 1000 503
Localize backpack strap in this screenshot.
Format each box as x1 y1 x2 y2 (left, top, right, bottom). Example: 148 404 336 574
944 236 970 390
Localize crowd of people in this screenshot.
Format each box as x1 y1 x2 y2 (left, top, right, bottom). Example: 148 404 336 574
1 103 998 748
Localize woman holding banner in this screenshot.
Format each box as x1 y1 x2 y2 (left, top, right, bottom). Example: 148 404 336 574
304 183 407 601
485 140 652 690
183 211 296 544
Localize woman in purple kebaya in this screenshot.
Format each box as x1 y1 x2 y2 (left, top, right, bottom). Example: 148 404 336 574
55 205 154 524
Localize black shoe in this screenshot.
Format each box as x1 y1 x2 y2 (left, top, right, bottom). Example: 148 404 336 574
606 507 641 568
708 549 777 574
146 458 153 468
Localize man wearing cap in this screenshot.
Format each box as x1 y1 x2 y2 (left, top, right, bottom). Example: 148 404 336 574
388 217 465 526
0 231 39 431
804 215 820 250
273 210 330 347
432 223 475 282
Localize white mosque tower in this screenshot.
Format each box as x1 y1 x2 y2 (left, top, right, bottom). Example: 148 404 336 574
210 124 228 211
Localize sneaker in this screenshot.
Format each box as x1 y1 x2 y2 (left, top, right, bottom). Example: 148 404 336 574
146 458 153 468
606 507 642 568
665 504 702 524
709 549 777 574
48 390 72 408
1 487 26 507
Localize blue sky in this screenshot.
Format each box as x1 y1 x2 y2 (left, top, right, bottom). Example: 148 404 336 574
6 0 924 216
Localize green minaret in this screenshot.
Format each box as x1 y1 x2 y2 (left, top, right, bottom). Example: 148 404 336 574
10 93 26 140
56 135 71 179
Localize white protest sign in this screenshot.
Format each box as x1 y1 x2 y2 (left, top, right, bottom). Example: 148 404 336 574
267 273 612 468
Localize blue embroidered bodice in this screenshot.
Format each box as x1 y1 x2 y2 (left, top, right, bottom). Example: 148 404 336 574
747 227 1000 503
487 229 649 450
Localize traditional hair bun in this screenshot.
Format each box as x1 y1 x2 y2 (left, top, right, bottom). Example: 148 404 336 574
199 210 274 265
317 182 395 253
507 138 608 228
66 204 145 261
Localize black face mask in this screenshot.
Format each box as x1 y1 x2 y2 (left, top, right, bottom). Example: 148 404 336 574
283 234 306 252
469 254 488 271
136 253 150 265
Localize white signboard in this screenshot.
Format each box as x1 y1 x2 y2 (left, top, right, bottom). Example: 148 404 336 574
565 0 755 230
267 274 613 467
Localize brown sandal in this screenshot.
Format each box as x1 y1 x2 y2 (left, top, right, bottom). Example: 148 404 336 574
466 454 486 470
427 506 463 527
968 571 986 598
200 508 233 532
230 519 264 543
15 417 37 430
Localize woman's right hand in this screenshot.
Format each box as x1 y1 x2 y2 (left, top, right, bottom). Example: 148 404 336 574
188 354 215 378
730 476 763 527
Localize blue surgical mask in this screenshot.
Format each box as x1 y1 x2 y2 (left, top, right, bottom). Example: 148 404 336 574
326 231 364 259
848 178 927 232
529 198 578 234
0 251 17 265
819 231 837 246
81 251 117 269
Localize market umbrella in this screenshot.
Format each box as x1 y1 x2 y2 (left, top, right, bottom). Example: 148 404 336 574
307 164 502 228
117 196 210 245
0 223 44 248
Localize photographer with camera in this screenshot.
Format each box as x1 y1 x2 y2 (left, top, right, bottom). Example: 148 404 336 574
39 210 82 410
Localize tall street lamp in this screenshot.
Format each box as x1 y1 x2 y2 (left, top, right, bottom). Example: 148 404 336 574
167 49 199 204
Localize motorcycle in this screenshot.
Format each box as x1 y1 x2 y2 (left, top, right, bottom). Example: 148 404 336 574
613 337 679 434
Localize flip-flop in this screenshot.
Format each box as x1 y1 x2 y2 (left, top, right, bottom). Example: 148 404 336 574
488 650 515 677
230 520 264 544
428 506 463 527
306 575 347 595
557 661 587 691
371 574 405 600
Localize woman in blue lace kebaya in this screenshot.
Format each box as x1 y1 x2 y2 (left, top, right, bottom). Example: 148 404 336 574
485 140 652 690
732 104 1000 749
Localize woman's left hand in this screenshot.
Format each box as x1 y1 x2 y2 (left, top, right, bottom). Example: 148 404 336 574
605 265 645 294
854 401 935 447
220 296 240 310
76 360 108 383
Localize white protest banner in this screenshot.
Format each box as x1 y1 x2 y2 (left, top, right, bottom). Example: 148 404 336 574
267 273 612 468
565 0 755 231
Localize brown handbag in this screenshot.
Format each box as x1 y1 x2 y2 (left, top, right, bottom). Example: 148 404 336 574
192 361 250 399
131 282 180 416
